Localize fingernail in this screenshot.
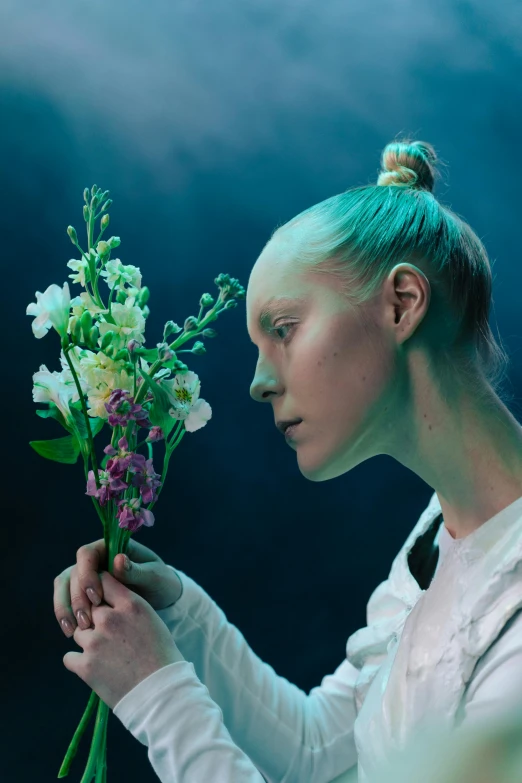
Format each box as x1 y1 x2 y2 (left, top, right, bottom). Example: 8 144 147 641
61 618 74 637
86 587 101 606
123 555 131 571
76 610 90 629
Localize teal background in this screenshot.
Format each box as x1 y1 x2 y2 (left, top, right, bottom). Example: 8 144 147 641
2 1 522 779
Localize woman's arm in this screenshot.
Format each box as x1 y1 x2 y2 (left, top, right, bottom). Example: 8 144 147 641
148 566 360 783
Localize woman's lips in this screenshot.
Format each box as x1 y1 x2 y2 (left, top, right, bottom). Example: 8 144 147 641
284 422 301 440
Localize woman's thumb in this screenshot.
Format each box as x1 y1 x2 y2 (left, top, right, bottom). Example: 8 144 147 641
115 554 134 575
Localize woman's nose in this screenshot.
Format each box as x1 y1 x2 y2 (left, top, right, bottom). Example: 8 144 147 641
249 375 282 402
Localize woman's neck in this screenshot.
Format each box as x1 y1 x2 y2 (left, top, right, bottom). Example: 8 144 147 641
391 369 522 540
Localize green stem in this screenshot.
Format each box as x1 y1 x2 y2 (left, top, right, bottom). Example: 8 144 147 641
63 341 102 492
79 699 109 783
95 710 109 783
57 691 99 778
106 284 116 319
146 424 185 512
132 301 223 408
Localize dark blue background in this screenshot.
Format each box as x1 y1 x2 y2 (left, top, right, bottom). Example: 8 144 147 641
2 1 522 779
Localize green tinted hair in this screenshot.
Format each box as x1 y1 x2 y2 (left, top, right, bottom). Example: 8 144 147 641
271 137 511 402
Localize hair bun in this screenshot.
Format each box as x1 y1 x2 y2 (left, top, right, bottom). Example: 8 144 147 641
377 138 438 193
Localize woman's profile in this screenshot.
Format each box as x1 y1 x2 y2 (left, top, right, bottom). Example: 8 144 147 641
95 137 522 781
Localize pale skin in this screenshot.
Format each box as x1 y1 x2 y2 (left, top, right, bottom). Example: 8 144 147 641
246 229 522 540
63 570 184 711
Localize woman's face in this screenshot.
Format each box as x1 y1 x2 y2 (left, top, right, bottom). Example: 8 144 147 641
246 233 407 482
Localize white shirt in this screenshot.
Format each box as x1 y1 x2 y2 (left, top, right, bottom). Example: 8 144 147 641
113 493 522 782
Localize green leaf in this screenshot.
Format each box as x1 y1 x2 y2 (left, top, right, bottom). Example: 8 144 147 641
89 417 105 438
68 404 105 440
29 435 81 464
139 371 178 438
36 403 68 430
139 347 160 362
70 404 89 439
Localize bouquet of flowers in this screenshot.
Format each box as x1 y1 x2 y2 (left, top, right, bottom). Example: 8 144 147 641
26 185 245 781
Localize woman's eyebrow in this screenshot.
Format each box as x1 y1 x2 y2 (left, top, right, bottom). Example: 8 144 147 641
249 296 307 342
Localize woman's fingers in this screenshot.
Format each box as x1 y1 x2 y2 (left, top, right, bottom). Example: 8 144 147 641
54 537 163 637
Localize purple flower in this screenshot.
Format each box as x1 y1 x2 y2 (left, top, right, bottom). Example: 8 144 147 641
104 388 151 428
146 426 164 443
130 458 163 504
85 469 128 507
104 435 146 479
116 496 155 532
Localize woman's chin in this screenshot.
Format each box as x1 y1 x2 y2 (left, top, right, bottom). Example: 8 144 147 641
296 449 337 482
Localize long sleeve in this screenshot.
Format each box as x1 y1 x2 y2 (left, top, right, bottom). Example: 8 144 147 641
113 659 268 782
114 565 360 783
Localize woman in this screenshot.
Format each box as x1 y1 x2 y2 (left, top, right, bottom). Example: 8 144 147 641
53 138 522 783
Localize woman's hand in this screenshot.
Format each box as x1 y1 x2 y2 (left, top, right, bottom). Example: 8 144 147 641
63 570 185 710
54 538 183 638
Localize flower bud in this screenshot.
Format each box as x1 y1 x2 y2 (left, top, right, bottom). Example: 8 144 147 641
202 328 217 338
91 185 98 198
108 236 121 249
71 316 82 344
137 286 150 307
80 310 93 335
200 293 215 308
142 305 150 319
171 359 188 374
192 341 206 355
88 325 100 350
157 342 174 362
67 226 78 245
184 316 199 332
127 339 141 357
104 343 115 358
83 188 90 204
116 289 128 304
163 320 182 338
101 214 110 230
83 205 90 222
224 299 237 310
101 198 113 212
96 240 110 257
100 330 116 351
146 426 164 443
114 348 130 362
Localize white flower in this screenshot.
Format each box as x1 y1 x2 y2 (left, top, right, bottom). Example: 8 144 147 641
100 259 142 291
76 348 133 420
70 292 109 319
84 362 134 419
67 256 91 287
86 383 115 419
162 370 212 432
60 345 84 379
32 363 87 423
26 282 71 339
77 349 128 392
98 299 146 351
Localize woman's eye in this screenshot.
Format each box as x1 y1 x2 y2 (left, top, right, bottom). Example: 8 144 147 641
271 322 296 343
